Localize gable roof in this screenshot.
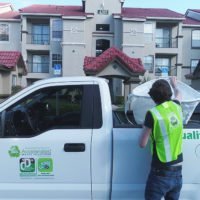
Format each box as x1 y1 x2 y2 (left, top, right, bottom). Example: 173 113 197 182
183 17 200 25
0 2 10 7
187 9 200 13
122 8 184 19
0 51 27 74
83 47 145 75
0 11 20 19
19 4 86 17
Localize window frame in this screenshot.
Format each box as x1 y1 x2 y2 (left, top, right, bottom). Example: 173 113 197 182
52 19 63 41
192 30 200 48
144 23 153 43
1 84 102 138
96 39 110 56
52 54 62 76
191 59 199 73
32 24 50 45
31 54 49 73
96 24 110 31
0 23 9 42
143 55 154 72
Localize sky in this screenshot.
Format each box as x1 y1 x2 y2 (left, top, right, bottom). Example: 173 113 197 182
8 0 200 14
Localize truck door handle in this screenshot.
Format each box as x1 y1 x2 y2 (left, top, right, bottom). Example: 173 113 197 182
64 143 85 152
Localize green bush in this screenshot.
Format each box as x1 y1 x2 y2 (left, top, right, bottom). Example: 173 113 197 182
115 95 124 105
12 85 23 94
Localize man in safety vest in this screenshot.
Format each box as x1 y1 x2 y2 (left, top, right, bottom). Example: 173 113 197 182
139 77 183 200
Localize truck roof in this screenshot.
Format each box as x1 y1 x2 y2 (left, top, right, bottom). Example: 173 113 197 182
0 76 108 110
33 76 107 85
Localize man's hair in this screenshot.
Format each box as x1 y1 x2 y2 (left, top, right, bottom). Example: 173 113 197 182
148 79 172 104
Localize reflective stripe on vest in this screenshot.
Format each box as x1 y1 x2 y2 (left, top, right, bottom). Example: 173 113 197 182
151 107 172 162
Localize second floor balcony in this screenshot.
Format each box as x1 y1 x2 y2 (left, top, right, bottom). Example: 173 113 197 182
155 37 178 48
28 62 49 73
27 33 50 45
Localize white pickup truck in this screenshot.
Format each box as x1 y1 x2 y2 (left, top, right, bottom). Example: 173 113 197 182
0 77 199 200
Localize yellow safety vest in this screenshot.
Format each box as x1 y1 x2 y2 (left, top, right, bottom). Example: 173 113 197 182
149 101 183 163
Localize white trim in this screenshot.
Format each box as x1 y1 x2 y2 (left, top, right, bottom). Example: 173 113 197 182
147 17 185 21
62 16 86 20
86 14 94 18
92 33 114 37
61 42 86 47
122 17 146 22
21 13 61 16
122 43 145 47
113 15 121 19
151 107 172 162
0 19 20 22
182 24 200 27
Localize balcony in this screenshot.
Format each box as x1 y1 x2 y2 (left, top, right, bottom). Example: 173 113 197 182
28 62 49 73
155 37 178 48
27 33 50 45
155 65 177 76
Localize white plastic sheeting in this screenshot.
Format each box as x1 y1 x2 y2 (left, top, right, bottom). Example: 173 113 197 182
126 78 200 125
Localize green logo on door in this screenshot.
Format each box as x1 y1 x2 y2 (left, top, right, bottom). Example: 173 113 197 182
8 146 20 158
20 158 35 172
38 158 53 173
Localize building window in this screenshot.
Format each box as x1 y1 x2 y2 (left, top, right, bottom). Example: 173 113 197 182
96 39 110 56
191 59 199 73
30 55 49 73
96 24 110 31
52 19 62 40
52 54 62 76
144 56 154 72
32 24 50 45
0 24 9 41
144 23 153 43
155 58 170 76
156 28 171 48
12 75 17 86
192 30 200 48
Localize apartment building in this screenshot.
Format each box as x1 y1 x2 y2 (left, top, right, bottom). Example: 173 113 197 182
1 0 200 97
182 9 200 90
0 3 26 97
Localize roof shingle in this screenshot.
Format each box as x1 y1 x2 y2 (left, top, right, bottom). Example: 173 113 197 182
0 11 20 19
183 17 200 25
122 8 184 19
0 3 10 7
0 51 22 68
19 4 85 17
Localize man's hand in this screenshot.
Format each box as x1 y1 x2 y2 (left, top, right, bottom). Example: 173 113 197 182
170 76 177 89
170 76 182 102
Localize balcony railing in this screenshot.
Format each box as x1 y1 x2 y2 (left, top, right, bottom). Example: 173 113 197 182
155 37 178 48
27 33 50 45
155 65 177 76
28 62 49 73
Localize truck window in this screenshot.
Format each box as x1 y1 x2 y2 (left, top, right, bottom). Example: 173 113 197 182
1 84 102 137
185 103 200 128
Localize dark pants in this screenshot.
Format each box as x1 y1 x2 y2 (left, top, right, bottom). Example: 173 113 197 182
145 166 182 200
